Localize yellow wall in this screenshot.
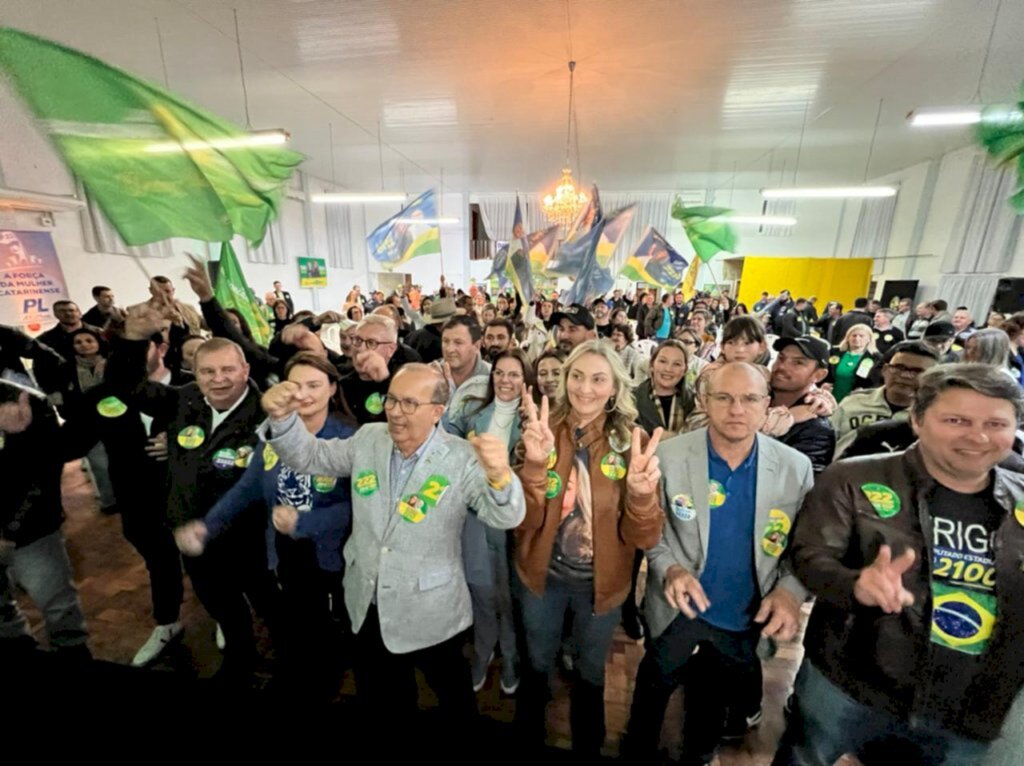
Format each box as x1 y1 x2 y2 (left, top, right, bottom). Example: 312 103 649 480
737 256 873 310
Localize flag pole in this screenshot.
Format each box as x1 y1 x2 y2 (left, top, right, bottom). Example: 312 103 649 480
704 259 728 297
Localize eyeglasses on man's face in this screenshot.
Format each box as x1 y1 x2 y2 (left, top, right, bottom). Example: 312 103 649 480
383 394 445 414
351 336 395 351
705 392 768 410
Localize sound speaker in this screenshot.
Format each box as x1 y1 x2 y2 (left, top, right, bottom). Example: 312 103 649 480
879 280 918 310
993 278 1024 314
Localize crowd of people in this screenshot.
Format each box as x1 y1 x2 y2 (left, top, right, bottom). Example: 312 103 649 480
2 267 1024 764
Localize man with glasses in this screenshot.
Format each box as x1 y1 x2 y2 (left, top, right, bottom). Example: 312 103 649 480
259 363 525 745
338 314 402 424
831 341 940 459
625 362 814 765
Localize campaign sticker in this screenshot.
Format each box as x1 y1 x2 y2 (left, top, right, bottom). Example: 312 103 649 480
546 470 563 499
761 509 792 557
398 494 428 524
672 494 696 522
354 470 379 496
600 452 627 480
313 475 337 493
96 396 127 418
708 480 727 509
365 392 384 415
263 442 279 471
177 425 205 450
212 448 237 469
861 483 900 518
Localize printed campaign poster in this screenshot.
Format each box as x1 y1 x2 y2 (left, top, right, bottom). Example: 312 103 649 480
0 229 70 332
298 256 327 288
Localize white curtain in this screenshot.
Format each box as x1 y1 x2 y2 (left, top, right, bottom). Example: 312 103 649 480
849 195 898 259
942 156 1021 274
78 183 174 258
246 219 285 265
325 204 353 269
475 194 546 239
936 274 1000 324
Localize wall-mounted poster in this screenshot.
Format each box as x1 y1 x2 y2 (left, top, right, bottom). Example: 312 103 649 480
0 229 70 332
298 256 327 288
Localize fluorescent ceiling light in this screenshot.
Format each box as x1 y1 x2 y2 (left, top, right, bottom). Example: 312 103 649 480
761 187 897 199
143 129 289 154
311 192 407 204
908 106 983 127
394 217 460 225
713 215 797 226
383 98 457 128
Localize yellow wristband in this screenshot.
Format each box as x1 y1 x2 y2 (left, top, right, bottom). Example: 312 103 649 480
487 470 512 491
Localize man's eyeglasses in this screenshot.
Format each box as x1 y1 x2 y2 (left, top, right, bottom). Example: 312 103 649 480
383 394 445 414
885 363 929 378
351 336 395 351
705 392 768 410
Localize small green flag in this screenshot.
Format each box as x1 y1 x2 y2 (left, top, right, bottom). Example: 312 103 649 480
0 27 304 246
671 201 738 263
977 83 1024 212
214 242 272 346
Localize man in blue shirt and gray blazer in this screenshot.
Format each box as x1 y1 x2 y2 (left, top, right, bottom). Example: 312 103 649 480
625 362 815 766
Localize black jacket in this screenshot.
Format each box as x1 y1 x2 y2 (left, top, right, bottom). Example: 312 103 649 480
831 310 873 346
0 324 72 397
871 326 904 356
779 309 810 339
405 324 443 363
105 337 266 527
776 416 835 474
37 322 102 364
792 447 1024 740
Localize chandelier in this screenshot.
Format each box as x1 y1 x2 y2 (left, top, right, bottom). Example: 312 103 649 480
542 61 589 229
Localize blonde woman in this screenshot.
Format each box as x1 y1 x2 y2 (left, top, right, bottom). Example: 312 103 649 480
514 339 663 757
826 324 881 402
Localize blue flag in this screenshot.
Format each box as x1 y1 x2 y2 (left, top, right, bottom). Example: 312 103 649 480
621 226 689 288
512 195 525 238
366 190 441 270
563 225 614 305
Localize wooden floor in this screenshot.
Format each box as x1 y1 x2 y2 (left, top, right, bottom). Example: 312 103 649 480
18 461 853 763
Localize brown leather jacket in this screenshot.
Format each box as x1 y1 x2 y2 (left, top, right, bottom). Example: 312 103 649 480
514 412 663 614
792 445 1024 741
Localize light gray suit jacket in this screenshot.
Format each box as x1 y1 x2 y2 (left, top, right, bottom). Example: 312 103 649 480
645 428 814 640
263 414 525 654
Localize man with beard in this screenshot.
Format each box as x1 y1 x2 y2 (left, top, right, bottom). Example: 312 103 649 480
482 319 514 362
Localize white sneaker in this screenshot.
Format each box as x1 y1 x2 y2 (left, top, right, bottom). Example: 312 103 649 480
131 622 183 667
215 623 226 651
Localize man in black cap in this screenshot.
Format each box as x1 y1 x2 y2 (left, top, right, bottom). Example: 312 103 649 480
768 336 836 474
551 304 597 354
923 321 961 363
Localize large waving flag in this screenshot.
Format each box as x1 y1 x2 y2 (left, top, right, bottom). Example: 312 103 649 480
0 28 303 247
366 190 442 270
671 200 738 263
215 242 272 346
621 227 689 288
488 243 511 288
527 224 560 274
501 239 534 304
595 204 637 272
679 257 700 301
563 184 602 243
563 226 613 305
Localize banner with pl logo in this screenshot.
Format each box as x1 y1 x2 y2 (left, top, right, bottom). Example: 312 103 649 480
0 229 70 331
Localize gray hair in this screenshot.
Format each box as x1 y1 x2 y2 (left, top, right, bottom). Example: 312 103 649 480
912 363 1024 424
964 328 1011 368
358 313 398 340
392 362 449 405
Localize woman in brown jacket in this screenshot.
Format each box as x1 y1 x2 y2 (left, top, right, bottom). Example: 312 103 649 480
514 339 664 757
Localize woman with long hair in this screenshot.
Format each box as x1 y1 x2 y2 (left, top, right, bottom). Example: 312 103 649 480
175 352 356 700
826 324 881 402
686 316 770 430
444 349 535 696
533 348 566 401
963 327 1017 380
635 339 695 437
514 339 664 757
70 327 108 394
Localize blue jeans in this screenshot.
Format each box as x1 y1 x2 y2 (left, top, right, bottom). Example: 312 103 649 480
773 661 991 766
0 531 88 648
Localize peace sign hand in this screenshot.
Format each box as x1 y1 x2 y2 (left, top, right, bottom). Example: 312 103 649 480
626 426 663 496
521 392 555 464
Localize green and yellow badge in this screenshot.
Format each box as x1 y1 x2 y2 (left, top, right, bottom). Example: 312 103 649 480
235 446 253 468
828 355 840 366
600 452 626 480
398 494 427 523
761 509 792 557
212 448 237 469
313 475 337 493
96 396 127 418
1014 500 1024 528
263 442 279 471
177 425 205 450
862 483 901 518
365 392 384 415
546 448 558 470
546 470 563 499
354 470 379 497
708 480 727 509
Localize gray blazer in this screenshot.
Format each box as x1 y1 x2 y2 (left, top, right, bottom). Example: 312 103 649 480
645 428 814 640
263 414 525 654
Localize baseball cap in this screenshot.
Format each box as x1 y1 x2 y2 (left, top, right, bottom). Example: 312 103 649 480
550 303 595 330
773 336 830 367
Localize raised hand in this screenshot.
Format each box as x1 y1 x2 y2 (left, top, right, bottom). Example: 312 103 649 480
261 381 304 420
853 544 916 613
470 433 512 484
754 586 802 641
520 393 554 464
174 520 208 557
626 426 663 495
121 301 171 341
272 504 299 535
664 564 710 619
182 253 214 302
354 350 390 382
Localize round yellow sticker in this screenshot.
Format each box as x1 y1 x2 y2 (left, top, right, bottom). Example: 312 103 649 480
263 442 279 471
708 480 727 509
828 355 841 366
761 509 792 557
600 452 626 480
96 396 127 418
546 449 558 470
545 470 563 499
177 425 205 450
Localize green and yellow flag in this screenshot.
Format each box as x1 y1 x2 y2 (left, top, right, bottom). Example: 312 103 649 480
671 201 738 263
0 28 303 246
214 242 272 346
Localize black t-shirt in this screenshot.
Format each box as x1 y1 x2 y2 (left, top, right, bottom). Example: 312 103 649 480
925 483 1003 706
658 394 674 427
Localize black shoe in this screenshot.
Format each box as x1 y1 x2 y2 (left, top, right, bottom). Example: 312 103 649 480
622 602 646 641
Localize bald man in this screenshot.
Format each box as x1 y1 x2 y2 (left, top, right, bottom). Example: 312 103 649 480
259 363 525 739
626 362 814 765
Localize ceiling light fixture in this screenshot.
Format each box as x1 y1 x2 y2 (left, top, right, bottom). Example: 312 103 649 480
761 186 897 200
143 128 289 154
542 59 589 230
311 192 408 204
908 107 983 127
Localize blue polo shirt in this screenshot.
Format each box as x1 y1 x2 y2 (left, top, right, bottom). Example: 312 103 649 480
699 434 760 632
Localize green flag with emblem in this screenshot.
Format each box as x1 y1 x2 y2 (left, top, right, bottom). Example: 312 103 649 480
214 242 272 346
